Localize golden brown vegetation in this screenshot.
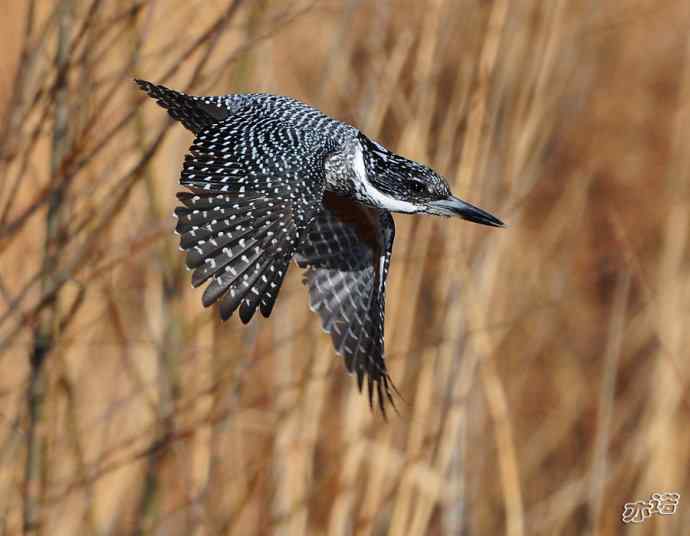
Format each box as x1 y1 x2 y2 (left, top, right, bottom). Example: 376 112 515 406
1 1 689 534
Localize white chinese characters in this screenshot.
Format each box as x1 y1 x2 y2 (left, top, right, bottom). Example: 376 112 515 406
622 492 680 524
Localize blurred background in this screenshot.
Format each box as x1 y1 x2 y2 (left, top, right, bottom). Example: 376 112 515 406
1 1 689 534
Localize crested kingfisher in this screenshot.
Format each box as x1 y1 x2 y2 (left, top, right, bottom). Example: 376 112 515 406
136 79 504 414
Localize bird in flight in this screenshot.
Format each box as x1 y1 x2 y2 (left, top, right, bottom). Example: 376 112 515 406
136 79 504 414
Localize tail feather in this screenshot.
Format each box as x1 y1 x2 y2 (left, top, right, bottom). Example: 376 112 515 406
135 79 229 134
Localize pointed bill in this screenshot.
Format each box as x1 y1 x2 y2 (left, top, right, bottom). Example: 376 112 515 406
427 196 505 227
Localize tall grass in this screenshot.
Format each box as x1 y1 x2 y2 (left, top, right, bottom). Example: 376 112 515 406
0 1 688 535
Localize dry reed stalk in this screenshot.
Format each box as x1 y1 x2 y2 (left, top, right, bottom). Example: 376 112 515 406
427 2 515 536
636 19 690 534
352 1 448 525
471 3 521 532
271 302 308 535
24 3 74 534
587 272 630 533
327 387 369 536
371 4 469 535
387 347 437 535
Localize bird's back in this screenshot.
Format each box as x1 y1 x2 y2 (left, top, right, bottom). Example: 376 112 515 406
223 93 357 144
136 80 360 195
136 80 356 143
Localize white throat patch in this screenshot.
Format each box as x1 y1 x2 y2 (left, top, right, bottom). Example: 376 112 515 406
352 141 422 214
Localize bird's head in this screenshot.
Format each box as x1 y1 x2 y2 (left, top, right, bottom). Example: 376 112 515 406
358 134 505 227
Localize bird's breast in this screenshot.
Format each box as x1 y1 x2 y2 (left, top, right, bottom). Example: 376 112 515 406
324 147 358 196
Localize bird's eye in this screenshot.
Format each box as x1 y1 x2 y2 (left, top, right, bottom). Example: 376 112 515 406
409 180 427 194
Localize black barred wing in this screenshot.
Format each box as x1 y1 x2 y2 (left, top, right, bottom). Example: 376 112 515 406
174 111 330 323
296 192 397 413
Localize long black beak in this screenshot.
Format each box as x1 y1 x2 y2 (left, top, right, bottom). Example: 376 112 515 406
427 196 505 227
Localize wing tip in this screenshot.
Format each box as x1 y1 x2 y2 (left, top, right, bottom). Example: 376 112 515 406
133 78 149 91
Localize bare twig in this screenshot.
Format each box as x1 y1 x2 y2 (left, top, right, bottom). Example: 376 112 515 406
23 2 74 533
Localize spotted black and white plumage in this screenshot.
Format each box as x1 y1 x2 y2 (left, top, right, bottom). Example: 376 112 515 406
136 79 504 414
296 192 396 411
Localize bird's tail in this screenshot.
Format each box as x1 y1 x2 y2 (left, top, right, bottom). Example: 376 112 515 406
135 79 229 134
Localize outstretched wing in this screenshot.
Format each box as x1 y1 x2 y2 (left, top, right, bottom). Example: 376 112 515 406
296 192 397 413
135 79 234 134
174 107 331 323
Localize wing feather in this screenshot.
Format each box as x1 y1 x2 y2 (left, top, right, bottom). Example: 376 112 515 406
297 192 397 413
140 80 401 412
170 107 329 323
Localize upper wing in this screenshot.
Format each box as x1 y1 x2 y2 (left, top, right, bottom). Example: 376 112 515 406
174 109 331 323
296 192 397 413
135 79 234 134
